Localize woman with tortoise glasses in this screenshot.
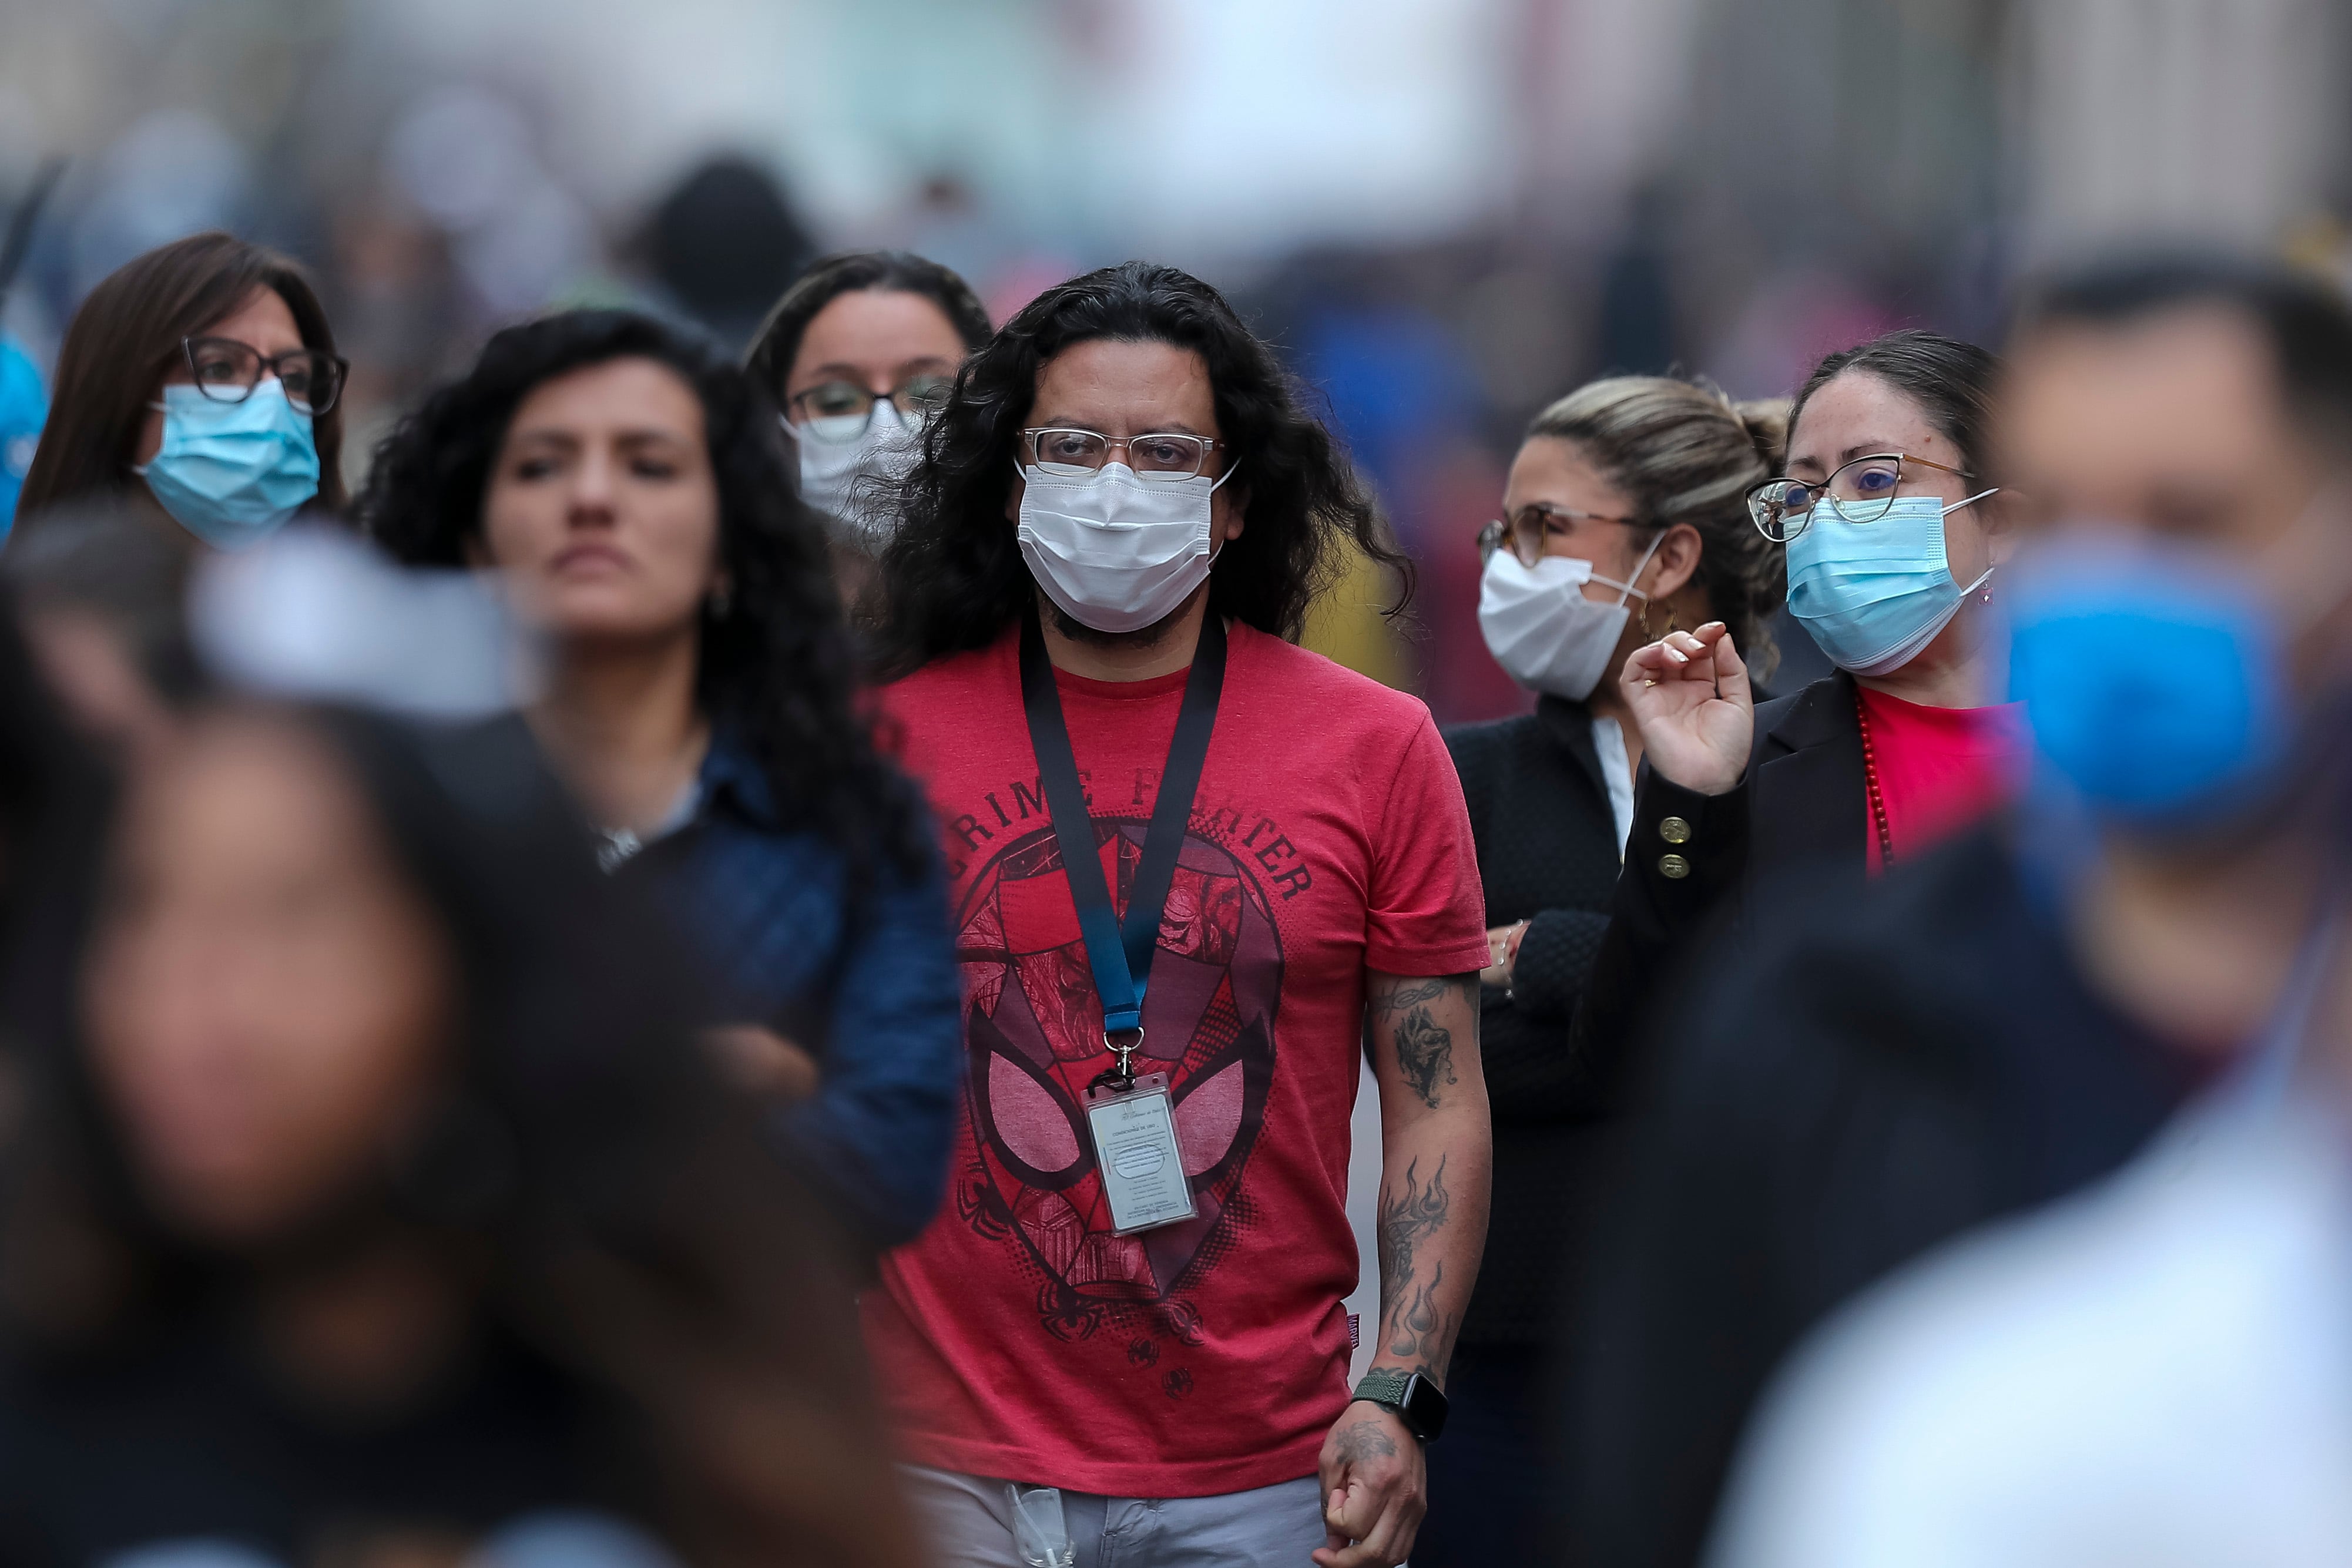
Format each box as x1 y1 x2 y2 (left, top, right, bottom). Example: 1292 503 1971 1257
1428 374 1788 1568
18 231 348 549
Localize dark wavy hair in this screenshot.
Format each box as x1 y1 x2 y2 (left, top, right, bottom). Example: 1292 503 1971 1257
357 309 924 875
867 260 1407 676
743 250 992 404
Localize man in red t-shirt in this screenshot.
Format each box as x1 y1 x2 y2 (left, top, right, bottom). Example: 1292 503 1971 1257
861 261 1493 1568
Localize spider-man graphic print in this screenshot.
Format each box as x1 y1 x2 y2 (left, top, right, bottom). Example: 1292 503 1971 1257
863 624 1490 1498
956 817 1280 1341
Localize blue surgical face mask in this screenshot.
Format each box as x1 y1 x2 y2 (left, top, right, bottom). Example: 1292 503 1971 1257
2005 539 2293 827
1785 489 1999 676
134 379 320 550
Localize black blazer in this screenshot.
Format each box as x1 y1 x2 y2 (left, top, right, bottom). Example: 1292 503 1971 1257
1572 671 1865 1079
1441 696 1626 1346
1560 830 2194 1568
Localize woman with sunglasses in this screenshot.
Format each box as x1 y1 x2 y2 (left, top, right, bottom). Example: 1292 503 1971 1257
1571 331 2024 1059
1429 376 1787 1568
18 231 347 549
744 250 990 596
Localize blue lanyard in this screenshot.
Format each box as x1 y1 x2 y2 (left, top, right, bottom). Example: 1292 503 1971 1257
1018 609 1227 1089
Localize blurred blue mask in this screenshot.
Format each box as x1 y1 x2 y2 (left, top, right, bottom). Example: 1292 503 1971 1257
1785 491 1998 676
135 378 319 550
2005 538 2295 826
0 335 46 543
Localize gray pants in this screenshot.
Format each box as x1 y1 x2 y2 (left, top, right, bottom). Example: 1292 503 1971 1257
901 1464 1328 1568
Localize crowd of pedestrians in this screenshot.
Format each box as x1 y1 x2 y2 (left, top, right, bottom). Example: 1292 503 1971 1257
0 219 2345 1568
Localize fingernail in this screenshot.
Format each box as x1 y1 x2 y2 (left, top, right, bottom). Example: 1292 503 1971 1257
1666 648 1687 663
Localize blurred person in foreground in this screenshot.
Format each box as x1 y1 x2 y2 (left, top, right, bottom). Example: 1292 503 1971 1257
2 502 199 764
1707 250 2352 1567
1578 332 2028 1060
1569 254 2352 1567
744 250 991 595
17 232 347 549
1425 378 1786 1567
0 657 916 1566
362 309 960 1257
865 261 1492 1568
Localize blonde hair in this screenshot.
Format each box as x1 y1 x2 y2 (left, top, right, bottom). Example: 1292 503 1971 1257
1526 377 1789 673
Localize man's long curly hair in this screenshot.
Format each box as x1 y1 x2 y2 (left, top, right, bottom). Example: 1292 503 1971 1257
866 260 1409 677
358 309 925 877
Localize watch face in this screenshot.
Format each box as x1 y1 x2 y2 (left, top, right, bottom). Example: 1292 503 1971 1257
1401 1373 1450 1441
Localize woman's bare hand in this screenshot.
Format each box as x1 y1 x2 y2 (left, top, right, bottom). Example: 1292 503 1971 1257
1619 621 1754 797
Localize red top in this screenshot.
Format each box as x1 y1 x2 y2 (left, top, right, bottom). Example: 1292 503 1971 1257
1856 687 2029 872
864 622 1491 1496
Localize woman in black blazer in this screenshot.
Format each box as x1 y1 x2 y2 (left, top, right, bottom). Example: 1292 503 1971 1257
1421 376 1788 1568
1556 261 2352 1568
1575 331 2025 1063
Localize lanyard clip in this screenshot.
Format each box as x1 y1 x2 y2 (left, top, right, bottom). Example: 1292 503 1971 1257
1092 1026 1145 1093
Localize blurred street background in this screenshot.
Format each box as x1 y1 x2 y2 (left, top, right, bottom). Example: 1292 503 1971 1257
5 0 2347 722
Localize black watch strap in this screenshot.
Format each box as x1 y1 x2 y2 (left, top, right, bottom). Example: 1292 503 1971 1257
1353 1368 1448 1442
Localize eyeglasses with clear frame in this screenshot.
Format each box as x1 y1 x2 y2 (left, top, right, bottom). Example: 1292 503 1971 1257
1746 452 1974 542
1477 502 1648 567
181 337 350 417
1019 428 1224 484
790 373 957 441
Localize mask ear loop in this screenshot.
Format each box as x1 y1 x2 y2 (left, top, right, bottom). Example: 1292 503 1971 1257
1614 527 1666 639
1942 486 2004 605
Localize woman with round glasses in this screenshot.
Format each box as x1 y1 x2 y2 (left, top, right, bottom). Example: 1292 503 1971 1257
744 250 990 583
1573 332 2024 1053
18 231 348 548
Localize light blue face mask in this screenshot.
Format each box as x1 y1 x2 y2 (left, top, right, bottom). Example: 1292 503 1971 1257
1784 489 1998 676
133 378 320 550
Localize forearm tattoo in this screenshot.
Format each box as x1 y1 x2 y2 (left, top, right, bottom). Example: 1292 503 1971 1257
1375 1154 1457 1368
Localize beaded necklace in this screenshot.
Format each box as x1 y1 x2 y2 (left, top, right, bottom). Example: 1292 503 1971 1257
1856 690 1895 872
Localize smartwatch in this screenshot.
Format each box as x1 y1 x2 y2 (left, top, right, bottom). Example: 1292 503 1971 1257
1352 1368 1449 1442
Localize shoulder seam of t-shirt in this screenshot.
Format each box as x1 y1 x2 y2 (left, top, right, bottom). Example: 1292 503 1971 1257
1372 706 1442 851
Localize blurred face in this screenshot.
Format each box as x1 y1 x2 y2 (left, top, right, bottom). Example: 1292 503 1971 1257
1786 368 2000 583
1998 305 2351 670
1006 338 1247 547
83 713 454 1245
783 287 968 429
477 357 722 646
133 286 306 466
1501 436 1662 594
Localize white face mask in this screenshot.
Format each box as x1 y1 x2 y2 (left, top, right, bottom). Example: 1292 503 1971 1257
1017 460 1235 634
1477 533 1663 701
790 398 924 543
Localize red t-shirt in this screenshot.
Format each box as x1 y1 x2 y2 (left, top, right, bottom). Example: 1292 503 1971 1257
1856 687 2029 870
863 622 1490 1497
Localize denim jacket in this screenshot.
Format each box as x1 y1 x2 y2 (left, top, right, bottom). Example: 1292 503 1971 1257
625 735 963 1250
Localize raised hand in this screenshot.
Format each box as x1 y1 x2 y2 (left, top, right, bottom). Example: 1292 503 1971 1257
1619 621 1754 797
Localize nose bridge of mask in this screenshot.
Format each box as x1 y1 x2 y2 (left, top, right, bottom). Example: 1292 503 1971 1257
1793 498 1958 574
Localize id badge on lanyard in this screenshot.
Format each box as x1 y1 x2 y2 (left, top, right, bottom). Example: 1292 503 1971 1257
1085 1072 1196 1234
1019 609 1227 1237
